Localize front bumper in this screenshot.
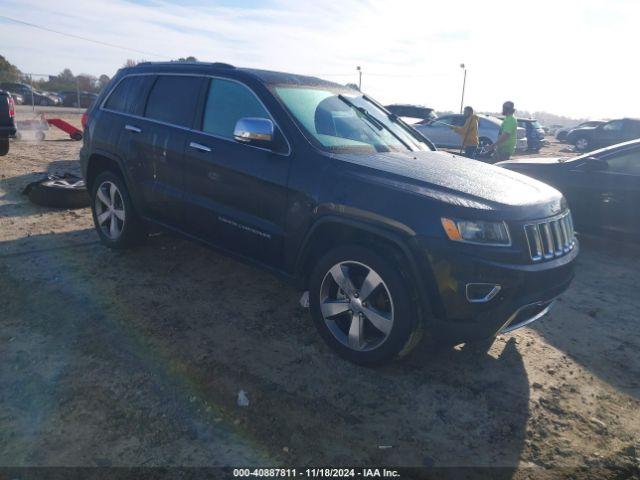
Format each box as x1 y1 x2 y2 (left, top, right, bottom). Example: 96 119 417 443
413 237 578 344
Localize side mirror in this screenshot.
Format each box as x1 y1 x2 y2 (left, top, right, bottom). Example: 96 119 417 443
233 117 274 147
582 156 608 172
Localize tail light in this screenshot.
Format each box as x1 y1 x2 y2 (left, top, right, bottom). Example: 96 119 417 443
7 96 15 118
81 112 88 130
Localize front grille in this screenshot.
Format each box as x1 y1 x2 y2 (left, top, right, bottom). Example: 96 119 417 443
524 211 576 262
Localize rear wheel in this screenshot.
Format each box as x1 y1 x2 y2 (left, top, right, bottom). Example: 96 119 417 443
0 138 8 156
574 136 590 152
308 245 421 365
91 171 146 249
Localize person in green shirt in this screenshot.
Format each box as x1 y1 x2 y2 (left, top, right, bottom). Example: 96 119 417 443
487 101 517 161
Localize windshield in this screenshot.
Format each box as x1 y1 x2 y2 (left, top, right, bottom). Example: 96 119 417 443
273 86 431 153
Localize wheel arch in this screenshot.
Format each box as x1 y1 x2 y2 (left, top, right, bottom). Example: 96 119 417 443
294 216 437 320
85 151 142 212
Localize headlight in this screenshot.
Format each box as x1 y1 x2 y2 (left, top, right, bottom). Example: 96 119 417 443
441 218 511 246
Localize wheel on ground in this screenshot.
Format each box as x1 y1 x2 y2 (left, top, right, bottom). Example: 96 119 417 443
91 171 146 248
35 131 45 141
574 136 590 152
477 137 493 158
0 138 8 156
308 245 421 365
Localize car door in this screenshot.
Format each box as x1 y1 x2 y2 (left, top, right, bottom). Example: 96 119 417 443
129 74 205 226
182 77 292 266
419 116 456 147
565 146 640 234
597 120 625 147
597 147 640 234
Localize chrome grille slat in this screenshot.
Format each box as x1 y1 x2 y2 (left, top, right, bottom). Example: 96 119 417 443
524 212 576 262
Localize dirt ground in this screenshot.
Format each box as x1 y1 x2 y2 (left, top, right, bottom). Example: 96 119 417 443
1 107 639 479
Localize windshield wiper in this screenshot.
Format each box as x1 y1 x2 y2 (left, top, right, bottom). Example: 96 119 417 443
361 95 435 150
337 95 412 151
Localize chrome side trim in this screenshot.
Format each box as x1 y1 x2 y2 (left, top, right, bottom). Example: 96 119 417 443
124 124 142 133
499 300 555 334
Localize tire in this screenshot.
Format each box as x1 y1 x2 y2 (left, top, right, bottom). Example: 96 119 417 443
70 132 83 141
90 170 146 249
476 137 493 159
27 177 90 209
0 139 8 156
35 131 45 141
308 245 421 365
574 136 590 152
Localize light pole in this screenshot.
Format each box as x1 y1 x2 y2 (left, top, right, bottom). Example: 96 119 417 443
459 63 466 114
357 66 362 91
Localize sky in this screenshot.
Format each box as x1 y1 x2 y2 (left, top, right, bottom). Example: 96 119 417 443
0 0 638 119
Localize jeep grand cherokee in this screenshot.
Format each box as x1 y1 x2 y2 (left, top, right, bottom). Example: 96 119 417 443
80 62 578 365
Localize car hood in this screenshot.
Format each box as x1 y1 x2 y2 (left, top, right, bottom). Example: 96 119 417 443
332 150 564 219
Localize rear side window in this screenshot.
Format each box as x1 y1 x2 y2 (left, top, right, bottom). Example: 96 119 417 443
104 76 152 115
201 79 270 138
144 75 203 128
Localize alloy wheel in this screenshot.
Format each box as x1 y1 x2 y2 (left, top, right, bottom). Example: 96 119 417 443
319 261 394 351
576 138 589 151
94 181 126 240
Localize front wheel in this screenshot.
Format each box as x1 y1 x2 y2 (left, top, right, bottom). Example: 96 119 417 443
308 245 421 365
91 171 146 249
476 137 493 159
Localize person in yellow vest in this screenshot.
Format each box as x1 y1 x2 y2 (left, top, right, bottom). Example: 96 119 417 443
450 106 479 158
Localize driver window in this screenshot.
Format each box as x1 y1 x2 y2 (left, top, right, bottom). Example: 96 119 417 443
202 79 271 139
605 149 640 175
603 120 624 131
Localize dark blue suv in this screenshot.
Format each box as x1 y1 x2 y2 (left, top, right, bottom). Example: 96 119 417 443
80 62 578 365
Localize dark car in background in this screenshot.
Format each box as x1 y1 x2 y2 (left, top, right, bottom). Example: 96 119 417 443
58 90 99 108
498 139 640 236
385 104 438 123
556 121 604 142
517 118 546 152
566 118 640 152
80 61 577 364
0 90 17 156
0 82 59 106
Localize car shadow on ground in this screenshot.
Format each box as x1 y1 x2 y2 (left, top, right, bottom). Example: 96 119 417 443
0 228 529 474
531 234 640 401
0 159 83 218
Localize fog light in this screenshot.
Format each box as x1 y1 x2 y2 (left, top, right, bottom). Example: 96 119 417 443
466 283 501 303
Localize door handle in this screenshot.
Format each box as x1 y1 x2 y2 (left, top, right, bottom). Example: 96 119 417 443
189 141 212 153
125 124 142 133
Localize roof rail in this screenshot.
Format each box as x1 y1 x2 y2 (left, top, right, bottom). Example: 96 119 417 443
135 61 235 69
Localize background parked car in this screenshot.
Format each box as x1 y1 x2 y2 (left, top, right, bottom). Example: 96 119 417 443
517 118 547 152
0 90 17 156
58 90 99 108
0 82 59 106
414 113 527 156
556 121 604 142
497 139 640 236
385 104 438 123
567 118 640 152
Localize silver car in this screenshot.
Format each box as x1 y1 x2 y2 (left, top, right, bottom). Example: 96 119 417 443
414 113 528 154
